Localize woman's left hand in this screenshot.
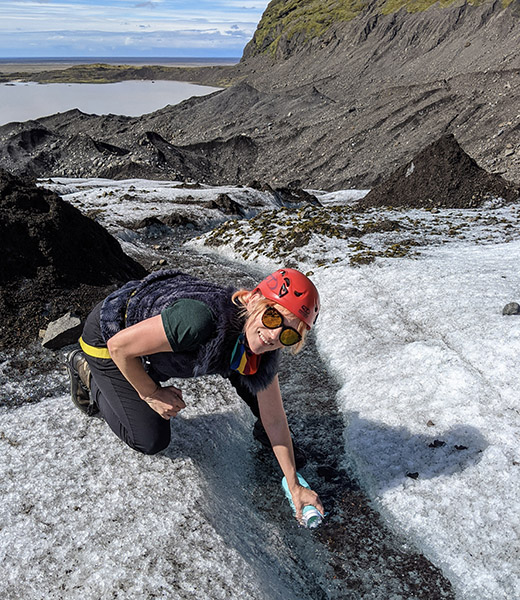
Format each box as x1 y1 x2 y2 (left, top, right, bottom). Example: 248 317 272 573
290 484 324 522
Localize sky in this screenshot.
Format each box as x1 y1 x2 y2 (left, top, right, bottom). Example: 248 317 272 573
0 0 271 58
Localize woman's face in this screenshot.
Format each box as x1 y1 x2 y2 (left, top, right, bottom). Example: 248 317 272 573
244 295 302 355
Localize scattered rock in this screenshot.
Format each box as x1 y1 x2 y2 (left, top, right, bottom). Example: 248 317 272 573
130 216 169 230
406 472 419 479
162 213 198 228
502 302 520 315
203 193 245 215
247 181 321 208
429 440 447 448
272 187 322 208
41 312 83 350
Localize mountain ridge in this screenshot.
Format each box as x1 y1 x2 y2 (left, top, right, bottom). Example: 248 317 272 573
242 0 517 61
0 0 519 189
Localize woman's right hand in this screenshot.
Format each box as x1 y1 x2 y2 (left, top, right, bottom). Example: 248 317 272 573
142 385 185 420
290 484 324 522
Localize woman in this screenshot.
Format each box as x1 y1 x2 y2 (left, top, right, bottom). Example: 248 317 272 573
66 267 324 520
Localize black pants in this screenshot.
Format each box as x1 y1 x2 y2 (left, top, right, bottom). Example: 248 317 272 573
82 304 259 455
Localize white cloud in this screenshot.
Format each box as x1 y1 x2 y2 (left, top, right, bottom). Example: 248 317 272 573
0 27 256 56
0 1 270 31
0 0 270 56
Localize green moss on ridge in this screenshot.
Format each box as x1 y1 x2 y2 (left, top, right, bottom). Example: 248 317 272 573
253 0 369 55
252 0 509 56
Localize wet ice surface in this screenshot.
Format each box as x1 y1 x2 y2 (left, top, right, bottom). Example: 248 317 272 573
1 381 326 600
3 177 520 599
0 261 452 600
312 243 520 600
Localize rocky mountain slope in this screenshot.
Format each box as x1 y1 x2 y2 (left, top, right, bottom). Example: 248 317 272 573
358 134 519 208
1 0 519 189
0 169 147 349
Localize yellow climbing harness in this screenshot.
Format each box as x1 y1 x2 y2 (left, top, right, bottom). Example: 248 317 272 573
79 336 111 359
79 288 138 359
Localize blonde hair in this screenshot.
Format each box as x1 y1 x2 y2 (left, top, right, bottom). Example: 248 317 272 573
232 289 307 355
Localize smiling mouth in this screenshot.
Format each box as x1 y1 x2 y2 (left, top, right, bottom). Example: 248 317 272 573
258 330 274 346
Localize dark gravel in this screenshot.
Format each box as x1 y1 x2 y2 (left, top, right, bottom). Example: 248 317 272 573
358 134 519 209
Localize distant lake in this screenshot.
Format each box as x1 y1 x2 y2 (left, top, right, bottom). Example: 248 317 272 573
0 80 222 126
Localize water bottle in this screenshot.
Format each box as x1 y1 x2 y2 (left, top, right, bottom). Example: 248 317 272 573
281 473 324 529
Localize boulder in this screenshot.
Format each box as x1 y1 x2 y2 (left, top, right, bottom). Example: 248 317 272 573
502 302 520 316
41 312 83 350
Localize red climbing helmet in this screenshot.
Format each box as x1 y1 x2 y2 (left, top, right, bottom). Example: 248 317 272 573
255 268 320 329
